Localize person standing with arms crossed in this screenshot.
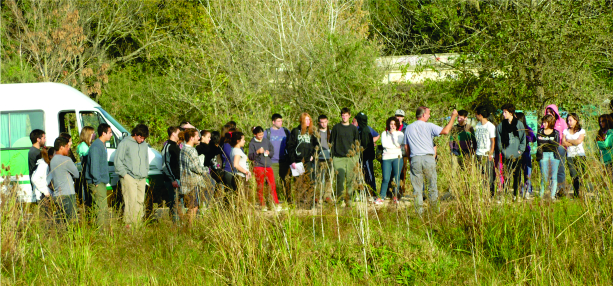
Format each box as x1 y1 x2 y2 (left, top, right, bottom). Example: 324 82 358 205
114 124 150 228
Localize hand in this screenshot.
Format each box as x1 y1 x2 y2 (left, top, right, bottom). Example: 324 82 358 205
488 155 494 162
245 172 251 181
309 156 313 162
264 150 270 156
291 163 297 169
258 147 264 154
451 109 458 117
172 181 179 188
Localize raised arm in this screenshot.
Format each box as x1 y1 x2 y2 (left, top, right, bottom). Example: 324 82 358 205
439 109 459 135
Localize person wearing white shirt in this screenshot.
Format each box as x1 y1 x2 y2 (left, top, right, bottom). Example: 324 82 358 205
474 108 497 197
562 113 586 198
375 117 405 205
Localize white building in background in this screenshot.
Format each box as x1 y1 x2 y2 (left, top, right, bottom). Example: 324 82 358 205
377 53 478 84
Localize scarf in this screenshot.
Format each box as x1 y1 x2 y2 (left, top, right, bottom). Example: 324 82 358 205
501 117 519 148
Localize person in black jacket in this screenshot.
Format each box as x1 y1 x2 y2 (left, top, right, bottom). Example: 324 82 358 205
161 126 181 222
536 115 561 200
286 113 318 202
354 112 376 197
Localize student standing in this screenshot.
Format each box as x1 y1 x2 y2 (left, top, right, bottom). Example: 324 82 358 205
404 107 457 215
516 112 536 199
230 132 251 195
354 112 377 196
562 113 586 198
536 115 561 200
59 132 78 163
114 124 150 227
248 126 281 211
161 126 181 222
496 104 526 200
85 123 113 227
287 113 318 180
543 105 568 193
29 129 46 195
48 137 80 222
596 114 613 173
394 109 409 196
474 108 497 197
179 129 208 225
221 125 237 190
449 110 476 171
265 114 291 198
376 117 404 205
316 114 332 202
32 147 53 202
331 108 360 205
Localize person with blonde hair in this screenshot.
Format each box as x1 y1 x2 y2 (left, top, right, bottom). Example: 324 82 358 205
77 126 96 159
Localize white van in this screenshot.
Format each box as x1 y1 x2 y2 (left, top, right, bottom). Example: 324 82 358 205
0 82 164 202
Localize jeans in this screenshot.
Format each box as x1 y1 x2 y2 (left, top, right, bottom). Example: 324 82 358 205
410 155 438 215
333 156 358 202
557 147 567 191
380 158 403 199
476 155 496 197
254 167 279 206
87 183 109 227
567 156 586 198
502 157 522 197
54 194 77 223
539 152 560 199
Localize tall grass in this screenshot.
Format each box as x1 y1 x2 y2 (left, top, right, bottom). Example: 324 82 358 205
1 134 612 285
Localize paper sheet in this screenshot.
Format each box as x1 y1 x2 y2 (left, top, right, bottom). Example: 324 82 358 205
290 162 305 177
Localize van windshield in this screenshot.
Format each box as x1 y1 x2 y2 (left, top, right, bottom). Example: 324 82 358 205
95 107 129 135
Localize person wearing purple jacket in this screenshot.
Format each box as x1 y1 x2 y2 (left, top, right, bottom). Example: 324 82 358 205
516 113 536 199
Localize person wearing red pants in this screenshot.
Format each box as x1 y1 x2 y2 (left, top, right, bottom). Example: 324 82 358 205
248 126 282 211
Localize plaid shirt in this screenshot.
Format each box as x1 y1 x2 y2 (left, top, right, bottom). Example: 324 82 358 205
180 145 208 194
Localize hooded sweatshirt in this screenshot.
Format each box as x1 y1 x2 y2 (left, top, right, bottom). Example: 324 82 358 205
114 136 149 180
32 158 52 199
355 112 375 161
286 125 318 164
248 137 275 167
543 104 568 144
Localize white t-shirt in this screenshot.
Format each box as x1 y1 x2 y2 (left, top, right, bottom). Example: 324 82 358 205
381 130 404 160
474 121 496 156
231 147 249 177
563 128 586 157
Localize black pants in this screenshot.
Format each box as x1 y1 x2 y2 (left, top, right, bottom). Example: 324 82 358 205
567 156 586 198
362 159 376 196
163 179 179 222
503 157 522 197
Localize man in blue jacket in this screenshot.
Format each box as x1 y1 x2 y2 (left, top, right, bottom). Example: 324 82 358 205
85 123 113 228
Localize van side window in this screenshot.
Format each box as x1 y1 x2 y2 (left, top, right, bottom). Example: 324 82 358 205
0 111 44 148
80 111 117 148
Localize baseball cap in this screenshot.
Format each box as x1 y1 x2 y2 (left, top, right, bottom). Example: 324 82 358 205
395 109 405 117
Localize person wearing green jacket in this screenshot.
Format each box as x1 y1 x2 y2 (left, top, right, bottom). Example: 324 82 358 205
596 114 613 173
114 124 150 227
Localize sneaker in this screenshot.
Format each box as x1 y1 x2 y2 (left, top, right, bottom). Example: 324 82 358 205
374 198 384 205
392 197 399 204
275 205 283 212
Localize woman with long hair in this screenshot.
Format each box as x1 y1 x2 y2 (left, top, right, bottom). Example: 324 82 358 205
536 115 561 200
515 113 536 198
376 116 404 205
562 113 586 198
230 132 250 195
221 125 237 190
286 113 318 202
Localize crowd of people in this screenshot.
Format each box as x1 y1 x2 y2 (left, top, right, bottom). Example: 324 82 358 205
25 102 613 227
